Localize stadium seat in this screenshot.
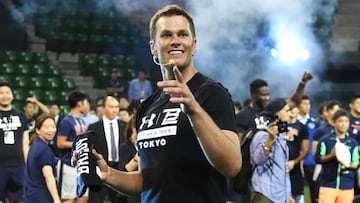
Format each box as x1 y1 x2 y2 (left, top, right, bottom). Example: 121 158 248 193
19 52 34 63
13 89 30 102
33 63 48 76
33 52 49 64
16 63 34 75
28 89 46 101
62 78 76 90
31 76 47 88
47 77 63 89
14 76 32 88
2 63 17 75
1 51 18 62
111 55 125 67
48 65 62 76
44 90 59 103
0 75 16 83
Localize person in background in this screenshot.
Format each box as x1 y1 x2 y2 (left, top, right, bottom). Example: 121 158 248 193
95 97 105 119
250 98 292 203
23 97 50 134
119 116 140 203
106 69 125 99
119 108 131 123
127 70 153 102
315 109 359 203
233 100 243 115
296 95 320 203
88 96 127 203
48 103 63 157
80 99 99 127
0 82 28 203
24 114 60 203
119 97 130 110
288 106 309 203
317 101 329 125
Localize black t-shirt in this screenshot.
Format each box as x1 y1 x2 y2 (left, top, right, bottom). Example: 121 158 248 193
235 105 258 133
136 73 236 203
313 124 334 141
0 108 28 167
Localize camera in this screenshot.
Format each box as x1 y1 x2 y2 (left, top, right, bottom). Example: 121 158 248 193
276 121 288 133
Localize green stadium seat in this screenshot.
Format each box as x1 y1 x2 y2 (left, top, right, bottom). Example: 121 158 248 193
28 89 46 101
33 64 47 76
47 32 59 51
47 77 63 89
59 104 70 115
48 65 62 76
13 89 30 102
1 63 17 75
1 51 18 62
16 63 34 75
81 55 97 75
59 32 75 52
97 54 111 66
33 52 49 64
111 55 125 67
61 78 76 90
19 52 34 63
44 90 58 103
0 75 16 83
31 76 47 88
14 76 32 88
74 33 88 52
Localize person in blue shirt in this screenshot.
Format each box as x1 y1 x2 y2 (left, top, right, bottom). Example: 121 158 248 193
127 70 153 102
250 98 292 203
315 109 359 203
24 113 60 203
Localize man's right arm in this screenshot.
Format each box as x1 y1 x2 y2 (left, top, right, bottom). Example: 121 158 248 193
57 135 72 149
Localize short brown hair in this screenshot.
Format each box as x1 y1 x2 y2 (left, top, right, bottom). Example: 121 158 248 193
149 4 196 42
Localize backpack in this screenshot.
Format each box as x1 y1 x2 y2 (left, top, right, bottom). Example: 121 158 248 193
231 128 264 194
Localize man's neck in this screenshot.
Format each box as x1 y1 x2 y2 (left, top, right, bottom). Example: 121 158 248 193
298 111 307 118
351 110 360 119
0 104 12 111
336 132 346 139
70 109 81 118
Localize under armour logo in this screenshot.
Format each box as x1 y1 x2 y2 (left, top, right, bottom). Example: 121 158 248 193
139 113 156 130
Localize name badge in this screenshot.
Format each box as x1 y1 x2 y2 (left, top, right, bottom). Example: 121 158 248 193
4 131 15 145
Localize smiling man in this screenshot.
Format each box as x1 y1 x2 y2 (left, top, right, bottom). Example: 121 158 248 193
81 4 241 203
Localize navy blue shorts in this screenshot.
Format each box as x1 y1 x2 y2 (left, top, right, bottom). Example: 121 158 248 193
0 166 24 200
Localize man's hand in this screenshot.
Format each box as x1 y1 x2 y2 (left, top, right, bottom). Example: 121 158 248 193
72 149 109 181
157 66 200 115
301 71 313 83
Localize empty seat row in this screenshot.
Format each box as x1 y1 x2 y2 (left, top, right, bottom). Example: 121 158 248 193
1 63 62 76
0 75 75 90
0 51 49 64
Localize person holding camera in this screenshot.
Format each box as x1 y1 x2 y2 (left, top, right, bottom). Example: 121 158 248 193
249 98 292 203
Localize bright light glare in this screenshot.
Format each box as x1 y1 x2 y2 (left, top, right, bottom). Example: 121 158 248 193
270 35 310 64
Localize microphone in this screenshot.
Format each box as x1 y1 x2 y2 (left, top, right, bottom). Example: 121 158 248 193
153 55 175 66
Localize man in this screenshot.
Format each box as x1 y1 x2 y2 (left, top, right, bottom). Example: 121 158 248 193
80 99 99 127
0 82 28 203
78 5 241 203
49 103 63 157
313 100 342 154
106 69 125 99
88 96 127 203
349 94 360 143
23 97 50 134
250 98 292 203
288 106 309 203
235 73 313 139
296 95 320 203
315 109 359 203
57 91 89 203
127 70 153 102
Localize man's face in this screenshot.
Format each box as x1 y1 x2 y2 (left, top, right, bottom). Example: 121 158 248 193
150 15 196 70
24 103 36 118
253 86 270 109
104 97 120 120
298 99 311 114
79 99 89 115
350 98 360 115
50 104 60 116
0 86 13 108
328 105 340 120
277 104 291 122
334 116 350 134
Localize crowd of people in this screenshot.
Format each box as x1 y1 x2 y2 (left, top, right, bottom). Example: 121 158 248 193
0 4 360 203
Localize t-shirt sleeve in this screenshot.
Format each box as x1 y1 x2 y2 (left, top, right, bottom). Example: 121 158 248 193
57 119 72 139
39 146 55 167
201 84 236 133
